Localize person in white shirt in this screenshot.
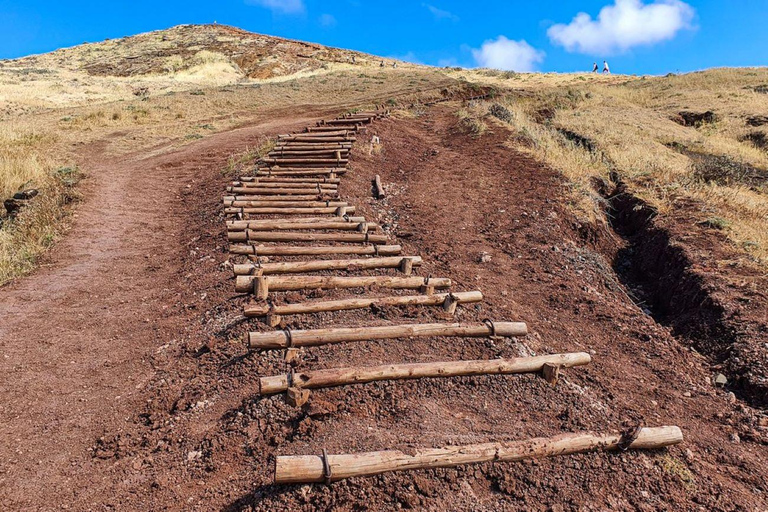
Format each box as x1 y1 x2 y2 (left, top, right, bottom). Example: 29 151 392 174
603 61 611 74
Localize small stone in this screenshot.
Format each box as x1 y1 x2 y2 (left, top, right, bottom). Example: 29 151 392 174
187 450 202 461
714 373 728 386
478 252 492 263
683 392 692 398
730 433 741 444
726 392 736 403
13 189 38 200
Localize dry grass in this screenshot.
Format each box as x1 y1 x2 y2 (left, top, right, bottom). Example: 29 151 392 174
456 68 768 265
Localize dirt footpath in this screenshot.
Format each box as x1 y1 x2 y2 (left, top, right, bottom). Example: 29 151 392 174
0 105 766 511
0 110 322 510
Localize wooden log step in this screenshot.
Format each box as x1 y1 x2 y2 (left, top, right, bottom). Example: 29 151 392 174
263 160 350 168
248 321 523 349
224 201 348 209
268 150 349 157
224 206 355 215
235 177 341 185
229 182 338 190
259 352 584 393
244 290 483 319
277 137 355 143
234 231 389 244
227 216 366 231
274 143 352 149
281 131 355 138
324 119 369 125
254 169 346 176
233 256 422 275
305 127 356 133
224 198 341 206
227 223 379 242
230 244 402 257
236 275 451 296
226 187 338 195
224 187 341 196
274 426 683 484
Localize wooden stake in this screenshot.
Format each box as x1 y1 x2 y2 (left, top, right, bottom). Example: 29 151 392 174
286 387 311 407
233 256 421 276
373 175 385 199
244 290 483 318
248 320 522 349
274 426 683 484
259 353 588 394
230 244 402 257
236 275 451 295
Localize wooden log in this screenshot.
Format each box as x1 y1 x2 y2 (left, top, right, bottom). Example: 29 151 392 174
227 223 378 242
263 159 349 166
237 176 342 184
274 143 352 149
248 320 520 349
277 137 355 143
224 201 348 208
268 150 349 157
235 232 389 243
255 169 346 177
324 119 368 125
230 244 402 257
227 217 366 231
274 426 684 484
236 275 451 295
234 256 422 275
305 127 355 133
224 198 341 206
373 174 385 199
224 206 355 215
260 352 584 393
225 187 340 196
244 290 483 318
229 182 338 190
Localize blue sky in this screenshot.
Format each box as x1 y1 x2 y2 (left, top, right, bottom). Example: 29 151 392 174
0 0 766 74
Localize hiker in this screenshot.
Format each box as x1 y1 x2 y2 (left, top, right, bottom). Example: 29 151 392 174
603 60 611 74
592 62 598 73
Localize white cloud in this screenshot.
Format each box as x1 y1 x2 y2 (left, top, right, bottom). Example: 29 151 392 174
319 13 337 27
548 0 695 54
245 0 305 15
423 3 459 22
471 36 544 72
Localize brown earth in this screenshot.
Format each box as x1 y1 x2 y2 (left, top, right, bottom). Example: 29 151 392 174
1 105 767 511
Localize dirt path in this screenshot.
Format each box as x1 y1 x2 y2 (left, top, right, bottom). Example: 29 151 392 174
0 111 318 509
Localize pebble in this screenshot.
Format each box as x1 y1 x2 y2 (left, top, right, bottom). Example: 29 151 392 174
730 433 741 444
713 373 728 386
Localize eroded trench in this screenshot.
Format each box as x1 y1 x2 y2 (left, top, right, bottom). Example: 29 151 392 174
592 174 756 403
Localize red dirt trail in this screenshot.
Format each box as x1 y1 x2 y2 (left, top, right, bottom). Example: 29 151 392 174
0 111 321 509
0 105 767 511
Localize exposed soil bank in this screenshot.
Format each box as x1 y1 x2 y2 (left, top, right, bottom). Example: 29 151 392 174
597 174 768 408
